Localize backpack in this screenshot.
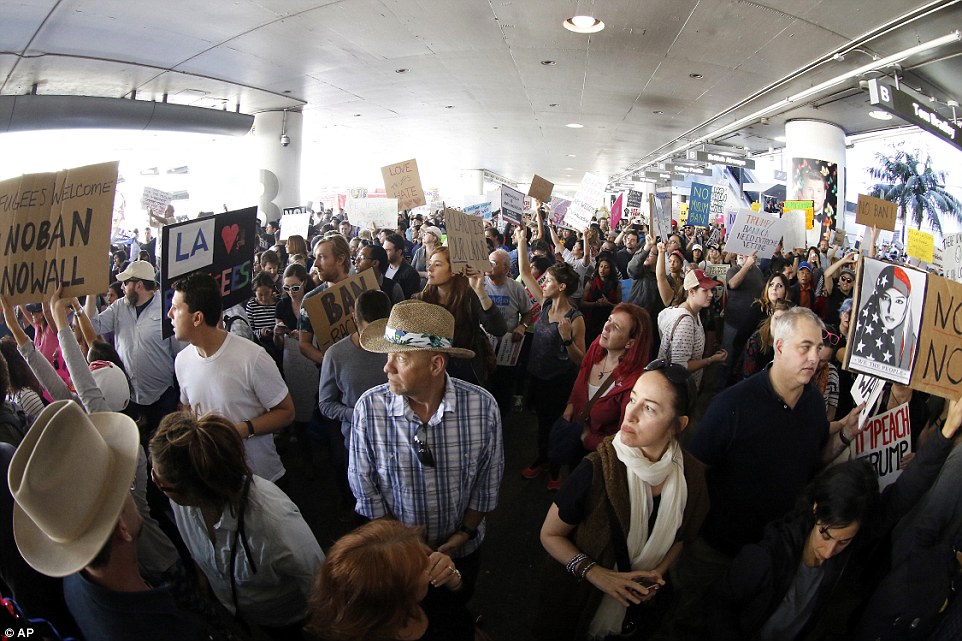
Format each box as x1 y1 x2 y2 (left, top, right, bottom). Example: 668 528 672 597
0 401 30 447
224 314 255 342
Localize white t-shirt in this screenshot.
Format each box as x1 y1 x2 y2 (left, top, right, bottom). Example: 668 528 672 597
657 306 706 389
176 333 289 481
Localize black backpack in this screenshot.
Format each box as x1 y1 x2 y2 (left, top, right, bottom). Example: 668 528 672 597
0 402 30 447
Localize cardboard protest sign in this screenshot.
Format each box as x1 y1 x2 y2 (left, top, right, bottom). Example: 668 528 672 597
0 161 118 305
142 186 172 218
687 183 712 227
565 173 606 230
345 197 399 230
723 209 787 257
443 207 490 274
944 233 962 282
853 402 911 490
856 194 897 231
710 185 727 218
381 159 426 211
302 268 377 355
463 202 492 220
161 206 257 338
500 186 524 225
279 212 311 240
781 209 807 250
845 258 926 386
906 228 935 263
527 175 554 203
908 273 962 399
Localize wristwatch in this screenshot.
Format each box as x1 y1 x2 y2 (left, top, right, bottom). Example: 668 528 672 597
458 524 478 540
562 337 574 347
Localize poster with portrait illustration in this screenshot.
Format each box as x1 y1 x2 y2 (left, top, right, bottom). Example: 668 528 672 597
791 157 838 246
845 258 926 384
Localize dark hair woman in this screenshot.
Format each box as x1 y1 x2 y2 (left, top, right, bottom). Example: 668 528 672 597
581 253 624 346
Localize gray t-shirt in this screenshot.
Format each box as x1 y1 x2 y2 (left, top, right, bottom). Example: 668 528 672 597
725 264 764 330
484 278 533 332
318 335 389 440
758 560 825 641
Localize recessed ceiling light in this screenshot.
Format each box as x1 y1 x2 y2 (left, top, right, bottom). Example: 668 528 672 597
689 73 704 79
548 103 559 107
868 110 893 120
565 167 574 171
445 105 454 109
652 110 664 114
395 68 409 74
283 90 292 94
566 123 584 128
354 113 361 117
563 15 605 34
774 135 787 142
541 60 557 66
566 154 576 157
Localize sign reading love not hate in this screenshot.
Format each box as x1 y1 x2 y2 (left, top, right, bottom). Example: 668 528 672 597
161 206 257 338
381 159 426 211
444 207 491 274
302 268 377 356
0 160 118 305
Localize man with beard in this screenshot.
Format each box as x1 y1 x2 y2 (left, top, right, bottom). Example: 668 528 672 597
299 235 353 365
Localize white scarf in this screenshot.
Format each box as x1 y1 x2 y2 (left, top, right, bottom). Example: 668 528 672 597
588 433 688 639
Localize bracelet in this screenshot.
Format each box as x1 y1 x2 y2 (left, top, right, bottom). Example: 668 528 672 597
579 561 598 581
838 429 851 447
566 552 588 575
245 420 256 439
562 337 574 347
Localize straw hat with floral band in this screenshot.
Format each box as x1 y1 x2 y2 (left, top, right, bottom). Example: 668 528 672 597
359 299 475 359
8 400 139 577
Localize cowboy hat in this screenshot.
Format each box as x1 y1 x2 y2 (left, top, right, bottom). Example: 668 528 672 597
8 400 139 577
359 300 475 359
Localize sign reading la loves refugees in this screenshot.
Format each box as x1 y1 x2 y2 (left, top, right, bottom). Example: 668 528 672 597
444 207 491 274
853 402 911 490
0 161 118 305
161 206 257 338
723 209 787 257
302 268 377 355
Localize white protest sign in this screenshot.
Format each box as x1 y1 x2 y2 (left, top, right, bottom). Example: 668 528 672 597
464 202 492 220
500 186 524 225
489 333 524 366
781 209 807 250
565 173 606 230
709 185 728 217
853 402 911 490
279 212 311 240
944 232 962 282
851 374 887 430
345 198 399 230
166 217 216 280
141 186 173 217
723 209 787 257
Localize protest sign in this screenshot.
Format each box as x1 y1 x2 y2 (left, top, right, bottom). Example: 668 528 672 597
565 173 606 230
444 207 490 274
610 193 624 228
851 374 887 430
345 197 399 230
906 228 935 263
0 161 118 305
687 183 711 227
710 185 727 218
650 193 673 239
856 194 897 231
489 333 524 366
381 159 426 211
282 206 306 216
909 273 962 399
626 190 643 209
723 209 787 257
464 202 492 220
726 209 738 230
550 198 573 228
302 268 377 355
783 200 815 230
853 402 911 490
279 212 311 240
141 186 172 218
944 232 962 282
527 175 554 203
500 186 524 225
781 209 807 250
161 206 257 338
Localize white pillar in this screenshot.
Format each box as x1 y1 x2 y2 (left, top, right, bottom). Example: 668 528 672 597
460 169 484 197
784 119 846 246
252 110 303 223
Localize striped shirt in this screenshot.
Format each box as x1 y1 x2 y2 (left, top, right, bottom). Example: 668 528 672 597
349 376 504 556
244 299 277 334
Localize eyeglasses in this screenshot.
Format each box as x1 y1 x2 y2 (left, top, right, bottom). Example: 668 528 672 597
644 359 694 415
149 467 178 494
413 422 435 468
123 279 141 286
839 277 853 283
822 329 840 346
282 284 302 293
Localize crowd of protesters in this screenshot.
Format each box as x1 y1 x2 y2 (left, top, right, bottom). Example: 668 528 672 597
0 200 960 641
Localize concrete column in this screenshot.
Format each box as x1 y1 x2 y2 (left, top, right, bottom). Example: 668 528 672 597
252 110 302 223
785 119 846 246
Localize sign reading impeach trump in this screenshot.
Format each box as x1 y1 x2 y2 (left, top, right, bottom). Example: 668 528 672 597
0 161 118 304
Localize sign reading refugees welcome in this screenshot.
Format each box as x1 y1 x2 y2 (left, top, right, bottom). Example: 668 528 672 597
0 161 118 304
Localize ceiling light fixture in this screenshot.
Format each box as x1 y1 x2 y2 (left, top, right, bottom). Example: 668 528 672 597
563 15 605 34
395 68 409 74
548 103 559 107
445 105 454 109
652 110 664 114
868 110 894 120
689 73 703 79
541 60 557 66
566 123 584 128
566 154 576 157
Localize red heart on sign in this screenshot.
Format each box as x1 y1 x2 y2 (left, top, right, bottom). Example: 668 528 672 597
221 224 239 253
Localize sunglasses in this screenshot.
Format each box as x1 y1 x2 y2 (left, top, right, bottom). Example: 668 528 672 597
839 277 853 283
643 359 693 414
822 330 840 346
282 284 302 293
413 422 435 467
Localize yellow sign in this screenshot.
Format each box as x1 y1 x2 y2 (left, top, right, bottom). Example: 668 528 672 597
751 201 761 212
906 228 935 263
679 202 688 226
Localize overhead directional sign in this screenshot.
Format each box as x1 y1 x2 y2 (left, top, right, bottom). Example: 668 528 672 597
868 78 962 153
695 151 756 170
645 171 685 182
664 164 710 176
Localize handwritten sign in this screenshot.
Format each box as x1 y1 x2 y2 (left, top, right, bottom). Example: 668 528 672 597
489 333 524 366
565 173 606 230
464 202 492 220
0 161 118 304
626 190 643 209
499 186 524 225
345 198 399 230
710 185 727 218
302 268 377 354
944 233 962 282
527 175 554 203
141 186 172 218
688 182 712 227
856 194 897 231
161 207 257 338
906 228 935 263
783 200 815 231
723 209 787 257
279 212 311 240
854 402 911 490
781 209 807 250
851 374 887 430
381 159 426 211
909 273 962 400
444 207 491 274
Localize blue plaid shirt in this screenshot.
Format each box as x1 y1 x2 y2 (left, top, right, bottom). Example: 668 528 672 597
349 376 504 556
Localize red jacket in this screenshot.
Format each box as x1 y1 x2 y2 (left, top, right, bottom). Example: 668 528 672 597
567 339 642 452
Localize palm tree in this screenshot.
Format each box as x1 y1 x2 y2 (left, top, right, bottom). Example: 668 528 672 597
867 147 962 240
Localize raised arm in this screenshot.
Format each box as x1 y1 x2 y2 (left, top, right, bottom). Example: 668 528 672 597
515 226 543 304
655 242 675 307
